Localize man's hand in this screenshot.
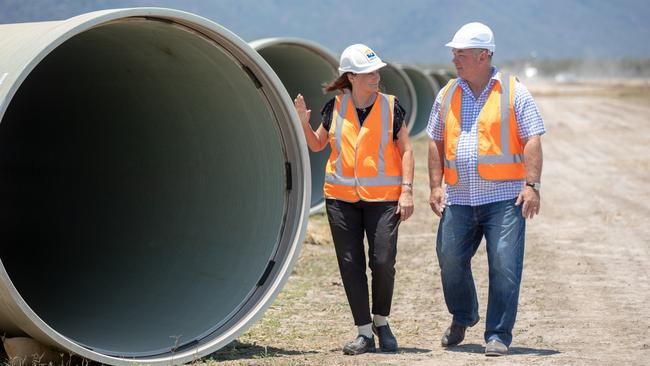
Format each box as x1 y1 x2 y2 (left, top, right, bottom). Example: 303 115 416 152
429 186 445 217
515 186 540 219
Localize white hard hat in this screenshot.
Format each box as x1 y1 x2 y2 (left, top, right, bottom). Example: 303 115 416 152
445 22 495 53
338 44 387 75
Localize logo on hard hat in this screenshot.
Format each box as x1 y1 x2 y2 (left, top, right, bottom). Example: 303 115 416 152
365 49 377 61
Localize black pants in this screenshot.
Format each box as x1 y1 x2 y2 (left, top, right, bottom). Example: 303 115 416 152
326 199 400 326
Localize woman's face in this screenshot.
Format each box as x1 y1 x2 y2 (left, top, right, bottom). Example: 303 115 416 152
348 70 381 93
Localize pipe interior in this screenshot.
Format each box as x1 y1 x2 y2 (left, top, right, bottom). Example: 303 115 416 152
0 19 288 356
402 68 439 137
379 66 413 129
255 44 336 209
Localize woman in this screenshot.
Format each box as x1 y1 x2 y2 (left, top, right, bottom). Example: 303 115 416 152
294 44 414 355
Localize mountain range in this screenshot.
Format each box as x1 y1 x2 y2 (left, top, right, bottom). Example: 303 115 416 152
2 0 649 64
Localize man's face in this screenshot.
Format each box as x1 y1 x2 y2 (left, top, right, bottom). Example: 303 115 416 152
451 48 486 80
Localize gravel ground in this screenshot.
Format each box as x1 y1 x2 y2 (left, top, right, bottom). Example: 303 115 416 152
204 79 650 366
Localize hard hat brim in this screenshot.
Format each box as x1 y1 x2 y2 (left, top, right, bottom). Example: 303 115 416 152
445 41 495 52
338 61 387 75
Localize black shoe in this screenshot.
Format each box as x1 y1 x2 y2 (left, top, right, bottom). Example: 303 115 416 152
441 318 479 347
372 324 398 352
342 335 376 355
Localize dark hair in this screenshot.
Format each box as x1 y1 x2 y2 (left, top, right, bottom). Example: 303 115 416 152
323 72 352 93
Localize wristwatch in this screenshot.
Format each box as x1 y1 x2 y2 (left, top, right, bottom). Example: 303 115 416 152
525 182 541 191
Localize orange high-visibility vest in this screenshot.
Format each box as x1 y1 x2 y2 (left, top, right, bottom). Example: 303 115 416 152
440 73 525 185
323 92 403 202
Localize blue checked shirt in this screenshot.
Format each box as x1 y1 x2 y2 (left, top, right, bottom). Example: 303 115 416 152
426 67 545 206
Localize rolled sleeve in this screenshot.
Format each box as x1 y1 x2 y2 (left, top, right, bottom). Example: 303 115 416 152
514 82 545 139
426 91 445 141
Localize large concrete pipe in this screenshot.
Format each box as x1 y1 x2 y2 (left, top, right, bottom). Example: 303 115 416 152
379 63 417 133
250 38 338 214
399 64 441 139
0 8 310 366
427 69 456 90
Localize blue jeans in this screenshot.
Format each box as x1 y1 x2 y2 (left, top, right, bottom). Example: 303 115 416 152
436 198 525 346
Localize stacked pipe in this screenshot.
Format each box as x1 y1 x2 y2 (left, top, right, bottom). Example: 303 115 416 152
398 64 441 138
427 69 456 91
378 63 418 132
0 7 455 366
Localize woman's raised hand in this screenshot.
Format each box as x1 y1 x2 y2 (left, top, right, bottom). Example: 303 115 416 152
293 93 311 125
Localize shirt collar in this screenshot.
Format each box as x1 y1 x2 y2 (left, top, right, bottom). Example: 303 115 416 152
489 66 500 82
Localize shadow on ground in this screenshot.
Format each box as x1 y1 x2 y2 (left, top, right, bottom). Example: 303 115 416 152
445 343 560 356
326 347 432 354
398 347 432 354
207 340 317 361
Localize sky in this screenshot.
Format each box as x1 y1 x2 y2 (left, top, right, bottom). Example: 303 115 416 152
2 0 650 64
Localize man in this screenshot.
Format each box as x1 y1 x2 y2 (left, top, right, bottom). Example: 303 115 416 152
427 22 544 357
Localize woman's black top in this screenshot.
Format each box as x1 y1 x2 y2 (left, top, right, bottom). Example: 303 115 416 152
320 96 406 140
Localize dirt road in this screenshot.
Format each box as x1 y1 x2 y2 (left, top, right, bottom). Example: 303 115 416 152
209 80 650 365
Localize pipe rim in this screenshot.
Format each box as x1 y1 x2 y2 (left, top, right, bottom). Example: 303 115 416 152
398 63 440 139
0 7 310 365
249 37 339 70
383 62 418 131
425 68 454 89
251 37 337 215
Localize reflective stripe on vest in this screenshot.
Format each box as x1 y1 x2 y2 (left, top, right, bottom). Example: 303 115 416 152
332 93 349 178
441 73 525 185
324 92 402 201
